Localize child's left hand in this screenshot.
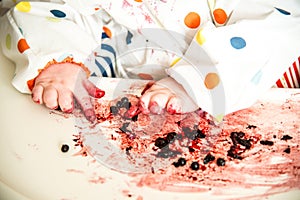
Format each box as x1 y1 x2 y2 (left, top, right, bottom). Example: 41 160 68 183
139 77 198 114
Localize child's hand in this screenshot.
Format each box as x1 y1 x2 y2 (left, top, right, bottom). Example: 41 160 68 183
31 62 105 122
140 77 198 114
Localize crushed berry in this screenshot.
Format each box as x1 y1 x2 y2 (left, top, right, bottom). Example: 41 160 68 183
154 137 168 149
116 101 123 108
156 147 180 158
125 146 132 152
172 162 180 168
281 135 293 141
61 144 69 153
182 127 197 140
203 153 215 164
120 122 130 133
195 129 206 139
216 158 226 166
177 158 187 166
110 106 119 115
260 140 274 146
283 147 291 154
188 146 195 152
227 146 243 160
166 132 176 143
190 161 200 170
237 138 252 149
246 125 257 129
131 114 138 122
121 97 129 103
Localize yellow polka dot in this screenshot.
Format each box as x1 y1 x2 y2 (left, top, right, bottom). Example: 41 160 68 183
46 17 61 22
15 2 31 12
134 0 143 2
6 34 11 50
204 73 220 89
196 29 206 45
170 57 181 67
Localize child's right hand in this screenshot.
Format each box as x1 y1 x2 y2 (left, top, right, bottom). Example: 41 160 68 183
31 62 105 122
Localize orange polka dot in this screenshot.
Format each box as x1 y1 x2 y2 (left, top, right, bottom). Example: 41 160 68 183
134 0 142 2
184 12 201 29
213 8 227 24
17 38 30 53
204 73 220 89
103 26 112 38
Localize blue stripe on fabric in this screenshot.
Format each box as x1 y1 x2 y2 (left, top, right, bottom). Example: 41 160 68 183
100 56 116 78
95 59 108 77
101 44 116 57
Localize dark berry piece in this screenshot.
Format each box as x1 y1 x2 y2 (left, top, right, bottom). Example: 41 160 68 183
246 125 257 129
126 146 132 152
110 106 119 115
190 161 200 170
281 135 293 141
116 101 123 108
156 148 180 158
172 162 180 168
131 114 138 122
216 158 226 166
166 132 176 143
121 97 129 103
283 147 291 154
177 157 187 166
260 140 274 146
120 122 130 133
122 101 131 109
188 146 195 152
195 129 206 139
237 138 252 149
203 153 215 164
61 144 69 153
154 137 168 149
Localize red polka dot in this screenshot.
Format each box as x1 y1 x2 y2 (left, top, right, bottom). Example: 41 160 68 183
184 12 201 29
213 8 227 24
17 38 30 53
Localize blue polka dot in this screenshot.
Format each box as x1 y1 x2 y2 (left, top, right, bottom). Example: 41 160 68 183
50 9 66 18
275 7 291 15
230 37 246 49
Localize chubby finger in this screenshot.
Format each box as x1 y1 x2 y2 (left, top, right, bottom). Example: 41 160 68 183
74 82 96 122
139 91 152 114
57 89 74 113
83 79 105 98
148 93 170 114
32 84 44 104
43 86 58 109
166 96 182 114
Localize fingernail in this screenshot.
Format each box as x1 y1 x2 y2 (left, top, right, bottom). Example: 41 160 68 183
85 109 96 122
149 102 162 114
94 89 105 98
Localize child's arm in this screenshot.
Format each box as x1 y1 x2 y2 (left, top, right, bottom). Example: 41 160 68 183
140 0 300 118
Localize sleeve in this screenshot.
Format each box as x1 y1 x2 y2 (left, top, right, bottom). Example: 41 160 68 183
0 1 105 93
166 0 300 119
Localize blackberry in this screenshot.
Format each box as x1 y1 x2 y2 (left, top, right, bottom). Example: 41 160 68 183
190 161 200 170
216 158 226 166
110 106 119 115
177 158 187 166
61 144 69 153
166 132 176 143
154 137 168 149
203 153 215 164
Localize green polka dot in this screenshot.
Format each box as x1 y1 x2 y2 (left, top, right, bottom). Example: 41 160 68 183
46 17 61 22
6 34 11 50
